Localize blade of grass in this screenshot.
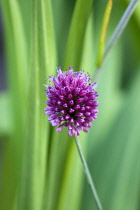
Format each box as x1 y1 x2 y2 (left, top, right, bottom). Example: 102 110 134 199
96 0 113 68
0 1 28 209
108 70 140 210
94 0 139 82
80 11 94 72
90 70 140 210
64 0 93 69
0 92 12 136
52 0 75 65
18 0 57 209
104 0 139 61
44 129 71 210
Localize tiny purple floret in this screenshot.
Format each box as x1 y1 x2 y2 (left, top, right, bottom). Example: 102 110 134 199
44 66 99 136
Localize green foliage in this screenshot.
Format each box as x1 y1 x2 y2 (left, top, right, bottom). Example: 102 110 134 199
0 0 140 210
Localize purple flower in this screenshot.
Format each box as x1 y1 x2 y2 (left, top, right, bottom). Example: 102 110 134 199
44 66 99 136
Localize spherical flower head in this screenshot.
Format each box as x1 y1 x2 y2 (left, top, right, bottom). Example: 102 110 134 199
44 66 99 136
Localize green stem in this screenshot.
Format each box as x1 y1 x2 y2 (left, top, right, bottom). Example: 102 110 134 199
96 0 113 68
93 0 139 82
104 0 139 60
74 136 103 210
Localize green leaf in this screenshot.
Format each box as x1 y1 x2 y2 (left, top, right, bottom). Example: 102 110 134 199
0 92 11 137
18 0 57 210
64 0 93 69
0 0 28 209
82 69 140 210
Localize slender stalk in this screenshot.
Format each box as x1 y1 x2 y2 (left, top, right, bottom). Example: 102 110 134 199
96 0 113 68
104 0 139 60
74 136 103 210
93 0 139 82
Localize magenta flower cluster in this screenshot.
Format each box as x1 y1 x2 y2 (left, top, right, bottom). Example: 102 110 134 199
44 67 99 136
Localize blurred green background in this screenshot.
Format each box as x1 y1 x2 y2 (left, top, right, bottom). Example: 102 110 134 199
0 0 140 210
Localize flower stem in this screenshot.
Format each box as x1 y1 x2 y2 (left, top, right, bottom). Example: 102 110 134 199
74 136 103 210
104 0 139 60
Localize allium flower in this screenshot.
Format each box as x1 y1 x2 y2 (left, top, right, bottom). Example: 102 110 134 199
44 66 99 136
